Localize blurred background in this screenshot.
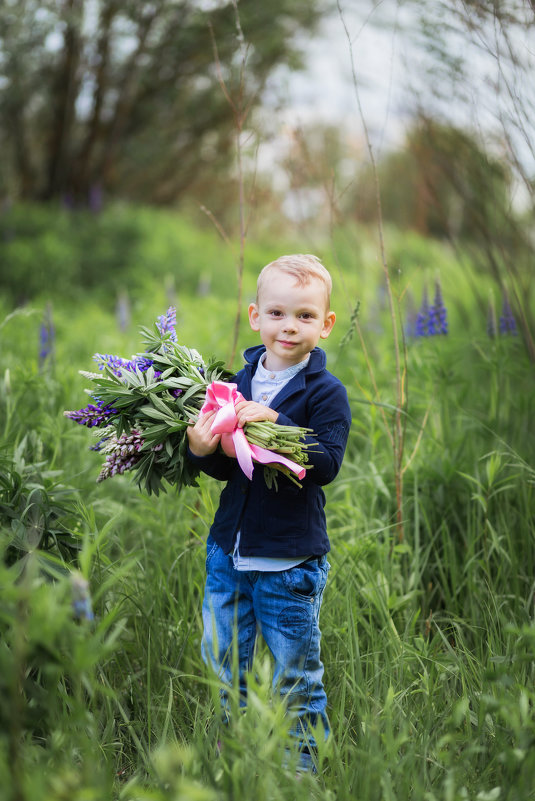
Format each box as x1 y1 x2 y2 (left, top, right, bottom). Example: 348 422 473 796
1 5 535 799
0 0 533 361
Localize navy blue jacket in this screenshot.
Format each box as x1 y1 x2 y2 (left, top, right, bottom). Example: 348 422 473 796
187 345 351 557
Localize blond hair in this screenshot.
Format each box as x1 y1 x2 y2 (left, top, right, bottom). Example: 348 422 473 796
257 254 332 308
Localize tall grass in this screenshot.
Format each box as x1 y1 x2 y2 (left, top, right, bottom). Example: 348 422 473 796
1 224 534 801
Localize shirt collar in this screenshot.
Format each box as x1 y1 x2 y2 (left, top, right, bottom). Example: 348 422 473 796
255 352 310 382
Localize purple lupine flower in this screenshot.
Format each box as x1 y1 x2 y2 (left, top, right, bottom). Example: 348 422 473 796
39 303 55 368
93 353 154 376
404 291 417 338
89 183 103 213
116 290 131 332
499 293 518 335
428 280 448 335
97 429 144 483
156 306 178 342
64 400 117 428
415 287 430 338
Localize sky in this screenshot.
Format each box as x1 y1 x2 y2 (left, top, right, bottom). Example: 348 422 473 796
256 0 534 211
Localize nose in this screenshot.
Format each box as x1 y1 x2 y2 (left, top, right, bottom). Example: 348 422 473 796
282 317 298 333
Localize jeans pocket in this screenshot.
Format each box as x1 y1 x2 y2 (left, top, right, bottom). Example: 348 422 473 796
205 535 220 567
281 558 328 601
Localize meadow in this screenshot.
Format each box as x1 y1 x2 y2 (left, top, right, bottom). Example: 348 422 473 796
1 206 534 801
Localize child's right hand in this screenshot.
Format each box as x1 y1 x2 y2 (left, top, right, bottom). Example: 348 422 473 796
186 412 221 457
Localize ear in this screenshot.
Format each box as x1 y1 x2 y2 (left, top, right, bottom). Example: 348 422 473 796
320 310 336 339
248 302 260 331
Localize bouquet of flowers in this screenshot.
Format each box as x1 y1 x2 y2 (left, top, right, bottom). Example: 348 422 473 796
64 308 313 495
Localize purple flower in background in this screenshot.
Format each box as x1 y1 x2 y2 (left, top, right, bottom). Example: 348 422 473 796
415 287 430 338
404 291 417 339
428 281 448 335
499 293 518 335
39 303 55 368
89 184 103 213
64 399 117 427
116 290 131 332
156 306 178 342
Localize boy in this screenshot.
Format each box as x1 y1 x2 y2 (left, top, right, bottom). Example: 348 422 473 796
186 254 351 772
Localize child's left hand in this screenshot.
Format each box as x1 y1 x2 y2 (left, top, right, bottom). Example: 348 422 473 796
234 400 279 428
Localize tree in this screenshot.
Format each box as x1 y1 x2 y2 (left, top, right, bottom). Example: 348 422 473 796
0 0 324 206
403 0 535 359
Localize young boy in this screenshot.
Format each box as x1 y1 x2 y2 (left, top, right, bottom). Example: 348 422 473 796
186 254 351 772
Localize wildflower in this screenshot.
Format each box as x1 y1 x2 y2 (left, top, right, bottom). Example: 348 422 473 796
415 286 430 337
428 280 448 335
89 183 103 213
499 292 518 335
97 429 144 482
64 399 117 427
404 291 417 338
93 352 154 376
70 572 94 622
156 306 178 342
116 290 131 332
39 303 55 368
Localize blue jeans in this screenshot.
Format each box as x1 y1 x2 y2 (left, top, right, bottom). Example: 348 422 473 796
201 536 330 769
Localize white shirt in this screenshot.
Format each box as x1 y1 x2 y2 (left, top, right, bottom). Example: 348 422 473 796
232 352 312 571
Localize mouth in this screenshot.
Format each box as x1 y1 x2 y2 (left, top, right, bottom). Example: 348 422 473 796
278 340 297 348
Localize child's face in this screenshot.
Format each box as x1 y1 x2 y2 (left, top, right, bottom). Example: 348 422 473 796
248 270 336 372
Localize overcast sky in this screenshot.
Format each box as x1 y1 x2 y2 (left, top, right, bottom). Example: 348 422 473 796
263 3 419 153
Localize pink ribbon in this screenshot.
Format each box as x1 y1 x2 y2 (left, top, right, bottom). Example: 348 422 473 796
200 381 306 481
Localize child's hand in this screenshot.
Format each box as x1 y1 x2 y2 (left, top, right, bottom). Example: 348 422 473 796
234 400 279 428
186 412 221 457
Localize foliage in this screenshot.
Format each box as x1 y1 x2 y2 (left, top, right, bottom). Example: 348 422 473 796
0 226 534 799
0 203 237 305
0 432 80 573
0 0 324 206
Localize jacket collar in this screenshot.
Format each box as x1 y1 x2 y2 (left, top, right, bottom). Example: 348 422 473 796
241 345 326 407
243 345 326 374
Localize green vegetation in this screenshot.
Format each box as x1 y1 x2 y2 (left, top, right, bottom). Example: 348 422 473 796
1 208 534 801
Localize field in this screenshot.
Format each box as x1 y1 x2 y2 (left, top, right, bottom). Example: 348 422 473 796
1 206 534 801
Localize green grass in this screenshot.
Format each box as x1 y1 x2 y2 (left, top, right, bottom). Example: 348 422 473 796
0 217 534 801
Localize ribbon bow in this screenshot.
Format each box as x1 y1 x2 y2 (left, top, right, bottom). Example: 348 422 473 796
200 381 306 481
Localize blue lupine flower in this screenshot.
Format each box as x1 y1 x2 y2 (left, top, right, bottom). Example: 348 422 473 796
64 400 117 427
93 353 154 376
39 303 55 368
156 306 178 342
404 291 417 339
415 287 430 338
499 293 518 335
428 281 448 335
